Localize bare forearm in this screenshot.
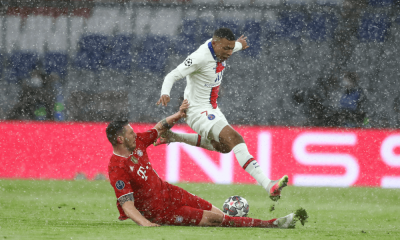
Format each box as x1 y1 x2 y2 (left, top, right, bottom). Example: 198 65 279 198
165 112 183 127
154 100 189 135
122 201 154 226
154 112 182 134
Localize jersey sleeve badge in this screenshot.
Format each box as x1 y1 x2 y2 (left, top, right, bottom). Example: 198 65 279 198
184 58 193 67
116 180 125 190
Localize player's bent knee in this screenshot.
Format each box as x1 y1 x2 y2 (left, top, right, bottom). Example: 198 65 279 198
211 140 231 154
198 210 223 226
210 205 224 215
219 127 245 147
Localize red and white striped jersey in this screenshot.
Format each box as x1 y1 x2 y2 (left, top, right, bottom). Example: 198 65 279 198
172 39 242 109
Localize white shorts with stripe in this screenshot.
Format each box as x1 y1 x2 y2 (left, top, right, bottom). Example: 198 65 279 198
184 106 229 142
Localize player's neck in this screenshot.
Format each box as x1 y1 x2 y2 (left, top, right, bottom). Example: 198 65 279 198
113 146 132 158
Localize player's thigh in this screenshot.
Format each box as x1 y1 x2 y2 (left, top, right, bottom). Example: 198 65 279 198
169 184 213 211
218 125 245 149
153 206 205 226
185 107 228 140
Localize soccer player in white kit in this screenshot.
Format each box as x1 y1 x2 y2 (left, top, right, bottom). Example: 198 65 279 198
156 28 288 201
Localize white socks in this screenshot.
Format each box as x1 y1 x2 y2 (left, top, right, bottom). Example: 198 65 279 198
232 143 271 189
167 132 216 151
166 133 270 189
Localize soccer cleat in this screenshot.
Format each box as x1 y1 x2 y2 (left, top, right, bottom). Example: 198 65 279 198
273 208 308 229
267 175 289 201
274 213 296 229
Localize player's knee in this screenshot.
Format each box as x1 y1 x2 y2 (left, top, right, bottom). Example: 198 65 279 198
234 134 245 144
216 145 231 154
199 211 223 226
211 140 232 154
220 148 231 154
228 132 244 146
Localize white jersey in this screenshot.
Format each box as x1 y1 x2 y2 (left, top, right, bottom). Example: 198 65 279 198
161 39 242 109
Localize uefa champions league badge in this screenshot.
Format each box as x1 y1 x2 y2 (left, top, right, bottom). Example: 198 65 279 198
136 150 143 157
208 114 216 120
115 180 125 190
184 58 192 67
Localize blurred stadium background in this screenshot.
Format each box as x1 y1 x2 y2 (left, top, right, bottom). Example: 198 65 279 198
1 2 400 238
0 0 399 127
0 0 400 187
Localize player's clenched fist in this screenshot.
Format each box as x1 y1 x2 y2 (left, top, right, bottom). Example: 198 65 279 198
156 94 171 106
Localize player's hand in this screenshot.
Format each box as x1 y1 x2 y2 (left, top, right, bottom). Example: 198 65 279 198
140 222 160 227
179 99 190 118
156 95 171 106
237 35 249 50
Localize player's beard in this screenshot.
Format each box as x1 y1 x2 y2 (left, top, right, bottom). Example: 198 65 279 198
124 138 136 152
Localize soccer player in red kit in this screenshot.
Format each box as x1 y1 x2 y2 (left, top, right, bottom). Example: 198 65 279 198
107 100 307 227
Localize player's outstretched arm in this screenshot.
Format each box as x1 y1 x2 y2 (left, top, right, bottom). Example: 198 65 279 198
154 99 189 136
120 197 160 227
156 67 185 107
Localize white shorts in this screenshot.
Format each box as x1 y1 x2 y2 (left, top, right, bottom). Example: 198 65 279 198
185 106 229 142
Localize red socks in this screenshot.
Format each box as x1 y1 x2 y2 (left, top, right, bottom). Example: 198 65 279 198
221 215 277 228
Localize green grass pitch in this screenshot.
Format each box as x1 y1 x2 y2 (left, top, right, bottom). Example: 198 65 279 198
1 179 399 240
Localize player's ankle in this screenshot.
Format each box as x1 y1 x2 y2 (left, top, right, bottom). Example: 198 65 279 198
260 178 271 190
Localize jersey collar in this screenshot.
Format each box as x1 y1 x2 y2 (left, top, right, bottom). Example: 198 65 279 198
208 41 218 62
113 152 132 158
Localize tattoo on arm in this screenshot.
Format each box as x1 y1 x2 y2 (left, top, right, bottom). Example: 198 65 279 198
118 193 134 206
161 118 172 129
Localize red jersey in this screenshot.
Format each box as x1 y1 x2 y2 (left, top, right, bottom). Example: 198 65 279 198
108 128 212 224
108 128 168 220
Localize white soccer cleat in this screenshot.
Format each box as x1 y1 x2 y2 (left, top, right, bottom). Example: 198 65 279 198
273 208 308 229
266 175 289 201
274 213 296 229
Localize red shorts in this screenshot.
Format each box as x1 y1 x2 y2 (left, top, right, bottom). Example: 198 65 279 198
151 184 212 226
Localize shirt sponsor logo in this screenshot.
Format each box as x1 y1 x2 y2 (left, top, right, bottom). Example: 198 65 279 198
116 180 125 190
214 72 223 82
204 83 220 88
208 114 216 120
137 166 148 181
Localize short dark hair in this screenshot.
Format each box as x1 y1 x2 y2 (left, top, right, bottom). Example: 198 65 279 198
213 28 235 41
106 120 129 146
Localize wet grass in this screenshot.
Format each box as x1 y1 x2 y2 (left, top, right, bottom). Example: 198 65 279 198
1 179 399 239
